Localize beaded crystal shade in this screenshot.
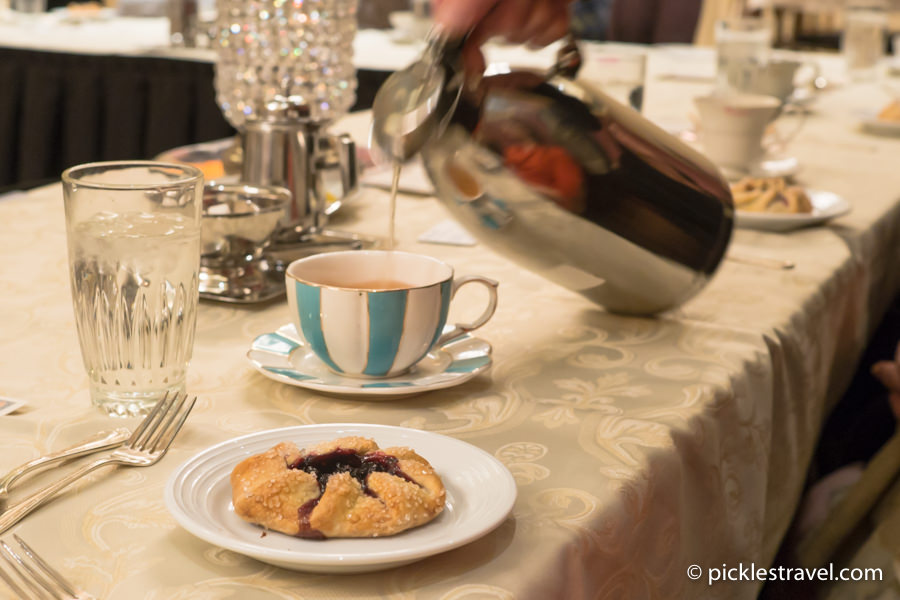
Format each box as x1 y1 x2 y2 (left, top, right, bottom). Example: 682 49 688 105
214 0 359 129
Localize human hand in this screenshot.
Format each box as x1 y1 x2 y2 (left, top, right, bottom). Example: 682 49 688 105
872 341 900 419
432 0 572 80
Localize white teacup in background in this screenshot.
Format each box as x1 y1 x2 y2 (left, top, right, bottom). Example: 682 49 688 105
694 93 784 172
286 251 499 378
726 57 820 104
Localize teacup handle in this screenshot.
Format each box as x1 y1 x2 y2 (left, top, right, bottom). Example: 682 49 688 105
766 108 807 155
795 60 821 91
437 275 499 346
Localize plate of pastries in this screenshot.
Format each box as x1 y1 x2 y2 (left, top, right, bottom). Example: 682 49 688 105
52 2 116 23
859 100 900 136
730 176 850 231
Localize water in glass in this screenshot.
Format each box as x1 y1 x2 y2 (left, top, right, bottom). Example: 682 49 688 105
68 211 200 416
843 6 887 81
63 162 202 417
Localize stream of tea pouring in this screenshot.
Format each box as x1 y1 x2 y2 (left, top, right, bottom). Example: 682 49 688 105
388 163 401 249
372 30 582 249
372 30 456 249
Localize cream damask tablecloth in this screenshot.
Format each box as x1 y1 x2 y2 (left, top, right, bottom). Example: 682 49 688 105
2 52 900 599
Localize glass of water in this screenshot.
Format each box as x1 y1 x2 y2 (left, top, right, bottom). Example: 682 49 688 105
715 17 773 92
583 45 647 111
842 4 887 81
12 0 45 12
62 162 203 417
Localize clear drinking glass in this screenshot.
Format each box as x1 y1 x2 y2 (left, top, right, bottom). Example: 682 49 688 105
12 0 46 14
62 162 203 417
583 46 647 111
842 4 887 81
715 17 773 92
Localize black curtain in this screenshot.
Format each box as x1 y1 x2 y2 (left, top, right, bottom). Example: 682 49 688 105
0 47 390 192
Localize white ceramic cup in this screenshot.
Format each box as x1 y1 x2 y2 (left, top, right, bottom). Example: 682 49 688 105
726 58 820 103
286 250 499 378
694 93 787 171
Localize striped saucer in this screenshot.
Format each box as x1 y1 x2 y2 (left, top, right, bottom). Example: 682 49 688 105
247 324 492 399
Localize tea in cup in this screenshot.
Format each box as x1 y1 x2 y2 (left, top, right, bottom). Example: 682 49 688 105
694 93 796 172
286 250 499 378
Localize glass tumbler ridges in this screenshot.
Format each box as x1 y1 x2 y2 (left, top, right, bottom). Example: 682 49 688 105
62 161 203 417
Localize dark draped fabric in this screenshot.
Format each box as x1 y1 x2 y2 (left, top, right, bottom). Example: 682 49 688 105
0 47 390 192
609 0 702 44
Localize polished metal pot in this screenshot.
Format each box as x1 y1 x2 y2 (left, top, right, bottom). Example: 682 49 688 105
242 102 360 234
375 38 734 315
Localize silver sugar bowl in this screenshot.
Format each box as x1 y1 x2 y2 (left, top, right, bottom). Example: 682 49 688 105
199 182 292 303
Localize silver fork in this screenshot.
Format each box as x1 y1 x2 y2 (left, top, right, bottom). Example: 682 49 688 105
0 534 93 599
0 391 196 535
0 428 131 511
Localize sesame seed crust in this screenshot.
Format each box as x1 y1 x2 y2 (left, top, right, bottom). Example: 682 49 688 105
230 436 446 538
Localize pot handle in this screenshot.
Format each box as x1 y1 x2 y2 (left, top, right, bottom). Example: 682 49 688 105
548 33 582 80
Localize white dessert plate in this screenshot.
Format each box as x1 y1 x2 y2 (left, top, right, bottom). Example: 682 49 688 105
247 323 492 399
164 424 517 573
722 156 801 181
735 189 851 232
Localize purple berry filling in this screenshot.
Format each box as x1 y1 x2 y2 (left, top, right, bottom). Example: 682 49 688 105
287 448 419 538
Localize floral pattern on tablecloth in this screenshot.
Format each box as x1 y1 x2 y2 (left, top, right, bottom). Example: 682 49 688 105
3 67 900 598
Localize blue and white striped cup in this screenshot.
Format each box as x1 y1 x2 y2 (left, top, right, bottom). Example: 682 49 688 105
286 251 499 378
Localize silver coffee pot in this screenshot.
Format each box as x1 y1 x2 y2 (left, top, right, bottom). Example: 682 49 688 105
373 36 734 315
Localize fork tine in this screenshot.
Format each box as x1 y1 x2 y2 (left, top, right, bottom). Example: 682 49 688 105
124 390 168 446
0 540 60 600
145 392 187 453
150 395 196 455
0 556 30 600
13 536 79 599
128 391 175 451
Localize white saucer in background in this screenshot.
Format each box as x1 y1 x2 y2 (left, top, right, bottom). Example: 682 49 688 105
752 155 801 179
721 155 801 182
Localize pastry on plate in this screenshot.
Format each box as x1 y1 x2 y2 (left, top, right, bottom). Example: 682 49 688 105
66 1 101 11
231 436 446 539
730 177 813 214
878 100 900 122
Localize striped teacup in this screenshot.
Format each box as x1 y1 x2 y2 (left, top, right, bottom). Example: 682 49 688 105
286 251 498 378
